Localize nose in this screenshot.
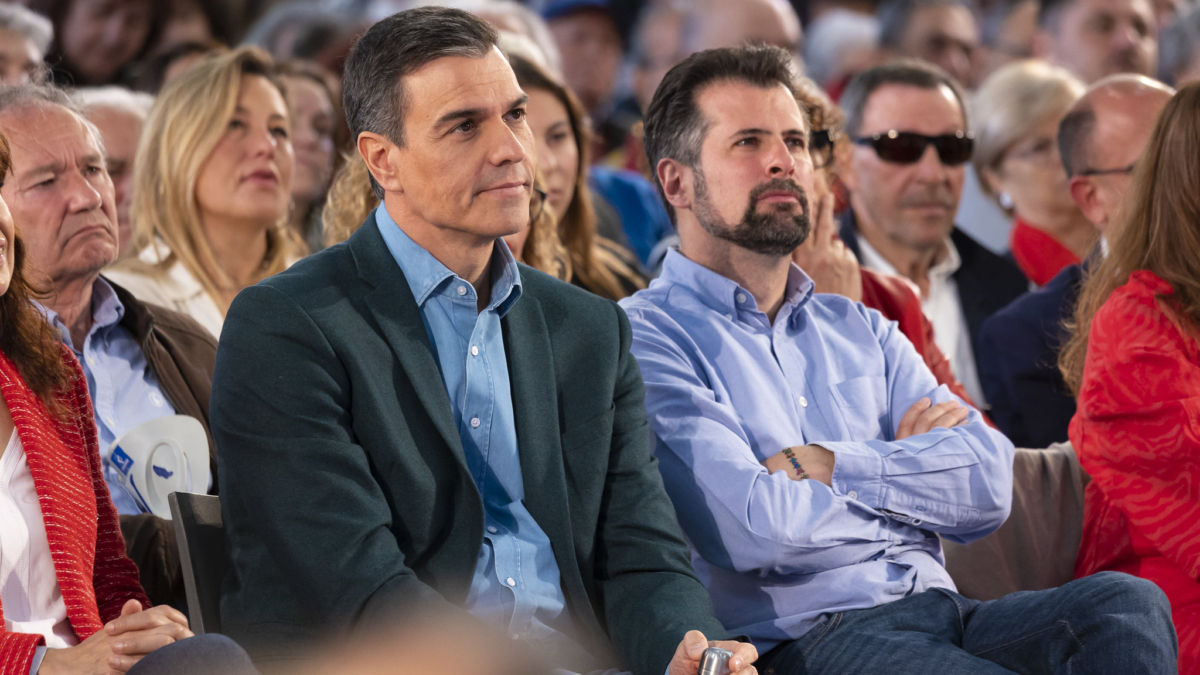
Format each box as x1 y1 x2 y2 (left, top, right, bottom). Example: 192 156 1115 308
248 125 279 159
1112 21 1139 50
765 137 797 178
489 121 528 168
913 143 949 181
65 169 105 214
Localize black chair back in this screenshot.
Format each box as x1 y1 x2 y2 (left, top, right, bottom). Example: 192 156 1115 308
168 492 226 635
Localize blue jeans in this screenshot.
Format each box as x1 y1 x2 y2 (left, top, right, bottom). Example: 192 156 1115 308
757 572 1177 675
126 634 258 675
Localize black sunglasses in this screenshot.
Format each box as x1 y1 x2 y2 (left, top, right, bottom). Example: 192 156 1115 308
851 130 974 166
810 129 836 170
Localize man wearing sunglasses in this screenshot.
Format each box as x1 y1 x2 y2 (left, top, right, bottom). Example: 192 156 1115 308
623 44 1175 675
837 60 1028 410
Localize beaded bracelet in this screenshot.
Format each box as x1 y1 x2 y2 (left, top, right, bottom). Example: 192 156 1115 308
781 447 809 480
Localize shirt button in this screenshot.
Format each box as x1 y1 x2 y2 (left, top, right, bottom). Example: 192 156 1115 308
150 392 164 407
487 526 498 534
848 490 859 500
470 416 481 428
799 396 808 408
457 285 468 296
724 313 733 321
736 293 747 303
506 577 516 587
104 416 115 426
86 356 96 366
471 345 479 356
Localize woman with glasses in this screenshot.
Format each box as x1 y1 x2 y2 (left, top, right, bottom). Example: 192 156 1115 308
972 60 1091 287
512 55 647 301
1059 81 1200 672
793 77 983 409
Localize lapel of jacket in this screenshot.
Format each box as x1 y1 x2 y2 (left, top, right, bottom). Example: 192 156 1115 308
500 287 588 607
348 213 470 472
0 350 100 635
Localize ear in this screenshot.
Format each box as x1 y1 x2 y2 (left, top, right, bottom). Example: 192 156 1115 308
657 158 693 213
980 165 1006 197
358 131 404 194
1068 176 1105 229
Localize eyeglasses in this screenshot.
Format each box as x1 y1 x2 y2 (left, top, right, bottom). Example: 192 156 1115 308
810 129 836 170
1077 163 1136 177
851 130 974 166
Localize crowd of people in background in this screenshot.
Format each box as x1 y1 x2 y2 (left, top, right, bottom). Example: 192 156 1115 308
0 0 1198 673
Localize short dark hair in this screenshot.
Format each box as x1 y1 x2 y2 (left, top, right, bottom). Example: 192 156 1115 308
1037 0 1075 30
642 45 806 221
1057 105 1095 177
839 59 969 137
342 7 499 198
878 0 974 50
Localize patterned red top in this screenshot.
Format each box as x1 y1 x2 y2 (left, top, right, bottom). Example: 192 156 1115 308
0 346 149 675
1010 218 1081 288
1071 270 1200 667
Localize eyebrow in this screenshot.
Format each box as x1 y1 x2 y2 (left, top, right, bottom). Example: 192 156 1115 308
435 94 530 131
730 127 808 139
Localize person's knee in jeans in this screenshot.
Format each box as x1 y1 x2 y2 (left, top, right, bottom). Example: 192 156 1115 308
1077 572 1176 653
127 633 257 675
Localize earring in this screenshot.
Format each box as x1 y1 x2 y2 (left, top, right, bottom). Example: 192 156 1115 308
999 192 1014 210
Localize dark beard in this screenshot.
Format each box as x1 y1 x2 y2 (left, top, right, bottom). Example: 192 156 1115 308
693 168 811 256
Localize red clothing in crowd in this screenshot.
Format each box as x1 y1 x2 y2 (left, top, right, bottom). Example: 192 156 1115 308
1071 270 1200 672
0 348 150 675
859 267 983 411
1010 218 1081 288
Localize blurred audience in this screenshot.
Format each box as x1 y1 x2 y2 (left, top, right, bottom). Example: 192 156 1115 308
28 0 168 86
133 40 224 93
979 74 1173 448
507 55 646 299
275 59 344 253
1160 3 1200 85
838 60 1028 407
73 86 155 258
792 76 981 407
0 84 218 606
543 0 622 122
1034 0 1158 83
0 2 51 85
975 0 1039 83
504 175 572 280
804 8 880 93
1061 81 1200 673
105 47 297 338
971 60 1090 287
877 0 981 87
447 0 564 75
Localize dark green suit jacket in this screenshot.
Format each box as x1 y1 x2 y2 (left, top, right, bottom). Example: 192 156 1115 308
210 213 730 674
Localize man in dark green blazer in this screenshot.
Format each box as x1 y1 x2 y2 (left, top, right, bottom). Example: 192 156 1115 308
209 8 753 675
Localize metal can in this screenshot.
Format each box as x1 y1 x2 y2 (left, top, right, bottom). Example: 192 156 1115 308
698 647 733 675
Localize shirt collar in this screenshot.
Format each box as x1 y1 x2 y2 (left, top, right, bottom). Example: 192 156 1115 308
657 248 814 326
374 204 523 315
35 277 125 350
857 233 961 281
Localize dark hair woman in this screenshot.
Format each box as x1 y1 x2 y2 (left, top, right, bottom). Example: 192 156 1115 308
1059 81 1200 672
509 54 646 301
26 0 170 86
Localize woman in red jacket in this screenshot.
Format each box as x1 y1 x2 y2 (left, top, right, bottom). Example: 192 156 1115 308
0 130 246 674
1061 82 1200 671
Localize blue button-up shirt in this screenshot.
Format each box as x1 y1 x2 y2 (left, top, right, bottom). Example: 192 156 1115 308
375 207 591 665
38 278 177 515
619 250 1014 651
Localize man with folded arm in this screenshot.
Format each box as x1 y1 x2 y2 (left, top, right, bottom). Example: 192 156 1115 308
620 44 1177 674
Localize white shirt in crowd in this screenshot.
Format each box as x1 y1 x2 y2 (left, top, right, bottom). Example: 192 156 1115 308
0 430 79 654
103 242 224 339
856 235 987 407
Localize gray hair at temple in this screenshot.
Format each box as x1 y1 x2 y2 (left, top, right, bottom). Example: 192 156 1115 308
0 84 106 157
0 2 53 54
73 86 155 119
342 6 500 200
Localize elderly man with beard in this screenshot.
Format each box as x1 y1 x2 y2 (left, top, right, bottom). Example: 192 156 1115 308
620 45 1177 675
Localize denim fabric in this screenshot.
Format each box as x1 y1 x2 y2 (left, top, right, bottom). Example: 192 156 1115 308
126 634 257 675
757 572 1177 675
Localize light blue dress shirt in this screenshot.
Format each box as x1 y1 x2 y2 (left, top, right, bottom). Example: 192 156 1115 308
37 278 176 515
374 206 595 667
619 249 1015 652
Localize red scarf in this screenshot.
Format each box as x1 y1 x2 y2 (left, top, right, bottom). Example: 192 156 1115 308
1010 217 1081 287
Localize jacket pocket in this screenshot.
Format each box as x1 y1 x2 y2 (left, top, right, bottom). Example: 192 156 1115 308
830 375 889 439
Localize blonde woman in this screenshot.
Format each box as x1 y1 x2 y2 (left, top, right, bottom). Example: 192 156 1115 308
971 60 1091 286
105 46 297 338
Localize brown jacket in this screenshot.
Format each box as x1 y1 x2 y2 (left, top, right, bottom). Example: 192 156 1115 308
105 276 218 609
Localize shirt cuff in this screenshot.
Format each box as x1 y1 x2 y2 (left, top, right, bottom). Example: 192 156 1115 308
818 440 885 507
30 646 47 675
